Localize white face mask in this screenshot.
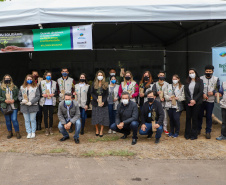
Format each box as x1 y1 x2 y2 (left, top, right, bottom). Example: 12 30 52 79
173 80 178 84
122 99 129 105
110 73 115 76
97 76 103 81
189 73 196 79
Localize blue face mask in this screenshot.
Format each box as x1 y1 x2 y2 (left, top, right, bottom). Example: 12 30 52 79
46 76 51 81
65 100 72 106
62 72 68 77
111 80 116 84
27 80 33 84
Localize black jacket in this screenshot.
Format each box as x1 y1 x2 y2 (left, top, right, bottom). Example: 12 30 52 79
141 100 164 125
184 79 204 105
91 85 108 107
115 101 138 125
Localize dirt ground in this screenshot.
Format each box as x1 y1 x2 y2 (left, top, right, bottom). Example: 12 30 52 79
0 111 226 159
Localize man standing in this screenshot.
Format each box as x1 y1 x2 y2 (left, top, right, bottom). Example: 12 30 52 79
198 65 220 139
58 93 81 144
106 68 124 85
110 92 139 145
139 91 164 144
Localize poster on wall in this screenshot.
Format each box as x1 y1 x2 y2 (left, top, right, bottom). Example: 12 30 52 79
0 24 92 53
212 47 226 83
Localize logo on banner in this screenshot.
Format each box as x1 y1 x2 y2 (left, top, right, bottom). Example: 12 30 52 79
80 33 84 36
219 51 226 57
219 63 226 73
77 27 86 31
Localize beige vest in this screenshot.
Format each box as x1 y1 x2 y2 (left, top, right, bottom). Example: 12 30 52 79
20 86 38 105
121 81 137 102
39 80 57 106
74 83 90 108
108 84 120 110
57 77 74 102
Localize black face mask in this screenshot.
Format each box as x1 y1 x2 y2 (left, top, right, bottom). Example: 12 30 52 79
143 76 149 81
148 98 154 103
4 80 11 84
80 79 85 82
159 76 165 81
125 76 131 81
205 73 212 78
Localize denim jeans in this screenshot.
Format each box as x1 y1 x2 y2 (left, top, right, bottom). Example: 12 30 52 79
2 109 19 132
23 112 37 133
80 107 87 130
167 108 182 134
110 121 139 139
139 123 163 139
108 104 116 128
58 119 81 139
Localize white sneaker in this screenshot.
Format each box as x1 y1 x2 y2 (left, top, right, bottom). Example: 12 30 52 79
108 129 112 134
30 133 35 138
113 131 116 134
27 133 31 139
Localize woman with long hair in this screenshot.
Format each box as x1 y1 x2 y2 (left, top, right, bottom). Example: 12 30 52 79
0 74 21 139
18 74 40 139
91 70 109 137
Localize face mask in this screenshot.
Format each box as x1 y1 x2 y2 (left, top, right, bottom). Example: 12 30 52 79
159 76 165 81
122 99 129 105
46 76 51 81
110 73 115 76
205 73 212 78
148 98 154 103
97 76 103 81
189 73 196 79
111 80 116 84
4 80 11 84
173 80 178 84
144 76 149 81
80 79 85 82
27 80 33 84
125 76 131 81
65 100 72 106
62 72 68 77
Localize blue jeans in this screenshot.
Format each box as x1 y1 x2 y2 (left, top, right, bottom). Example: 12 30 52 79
198 101 214 133
139 123 163 139
23 112 37 133
2 109 19 132
80 107 87 130
167 108 182 134
110 121 139 139
58 119 81 139
108 104 116 128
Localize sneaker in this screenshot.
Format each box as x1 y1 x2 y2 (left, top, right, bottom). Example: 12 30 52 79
155 138 160 144
168 133 174 137
45 128 49 136
108 129 112 134
49 127 53 135
206 133 211 139
216 135 226 140
27 133 31 139
173 133 179 138
113 131 116 134
164 130 169 135
31 133 35 138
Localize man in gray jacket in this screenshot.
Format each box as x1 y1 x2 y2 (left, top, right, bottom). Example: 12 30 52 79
58 93 81 144
110 91 139 145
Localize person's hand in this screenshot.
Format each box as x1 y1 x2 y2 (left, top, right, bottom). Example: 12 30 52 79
22 99 28 104
73 92 76 96
49 94 54 97
10 99 14 104
84 105 88 111
114 98 118 102
64 122 72 130
190 100 196 105
208 91 213 96
43 94 47 98
169 97 172 100
175 97 179 100
5 100 10 104
215 92 222 97
140 93 144 98
154 124 160 129
99 102 104 107
161 98 164 102
117 122 124 130
26 102 32 106
203 94 208 99
141 124 147 132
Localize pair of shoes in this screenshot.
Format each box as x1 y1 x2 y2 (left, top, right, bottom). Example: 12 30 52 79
95 134 99 136
108 129 112 134
147 134 152 139
164 130 169 135
112 131 116 134
131 139 137 145
15 132 21 139
168 133 174 137
80 129 84 135
184 135 190 140
99 134 104 137
155 138 160 144
49 127 53 135
7 131 13 139
31 133 35 138
197 130 201 135
74 138 80 144
173 133 179 138
206 133 211 139
27 133 31 139
69 125 73 133
190 136 197 140
216 135 226 140
60 136 70 141
45 128 50 136
120 135 127 139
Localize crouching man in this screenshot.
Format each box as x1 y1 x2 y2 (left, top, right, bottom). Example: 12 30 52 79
139 90 164 144
58 93 81 144
110 91 139 145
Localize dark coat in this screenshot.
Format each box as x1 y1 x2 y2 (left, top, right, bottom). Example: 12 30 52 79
91 85 108 107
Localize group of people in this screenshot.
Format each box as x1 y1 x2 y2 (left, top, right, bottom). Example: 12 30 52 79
1 64 226 145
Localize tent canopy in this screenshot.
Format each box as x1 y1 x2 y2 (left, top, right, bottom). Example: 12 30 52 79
1 0 226 27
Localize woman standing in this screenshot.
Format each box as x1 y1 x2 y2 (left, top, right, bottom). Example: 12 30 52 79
91 70 109 137
164 74 185 138
118 71 139 102
39 71 57 136
0 74 21 139
18 74 40 139
184 68 204 140
107 75 119 134
139 71 157 111
74 73 91 135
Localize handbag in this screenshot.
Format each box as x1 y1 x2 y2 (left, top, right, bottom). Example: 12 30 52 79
2 104 13 115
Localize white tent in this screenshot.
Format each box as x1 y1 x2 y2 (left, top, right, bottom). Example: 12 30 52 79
1 0 226 27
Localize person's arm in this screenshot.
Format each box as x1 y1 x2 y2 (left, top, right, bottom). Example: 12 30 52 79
123 103 138 124
193 80 204 102
90 85 98 101
118 84 123 98
178 86 185 101
131 84 139 98
86 86 91 106
71 80 76 95
56 81 61 95
141 104 146 125
70 103 81 124
18 89 23 102
57 103 66 125
184 83 191 103
115 104 121 125
156 102 164 126
39 83 43 98
30 88 40 104
164 86 170 101
213 78 220 95
53 82 58 97
13 87 19 102
102 87 108 103
0 88 5 102
219 83 224 95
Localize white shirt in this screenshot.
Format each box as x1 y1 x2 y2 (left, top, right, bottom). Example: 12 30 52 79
44 81 53 105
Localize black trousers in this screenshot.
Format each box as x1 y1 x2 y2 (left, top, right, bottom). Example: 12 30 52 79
185 104 201 138
221 108 226 137
36 105 43 124
43 105 54 128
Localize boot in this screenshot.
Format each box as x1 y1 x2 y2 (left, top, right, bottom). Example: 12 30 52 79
7 131 13 139
80 128 84 135
49 127 53 135
16 131 21 139
45 128 49 136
